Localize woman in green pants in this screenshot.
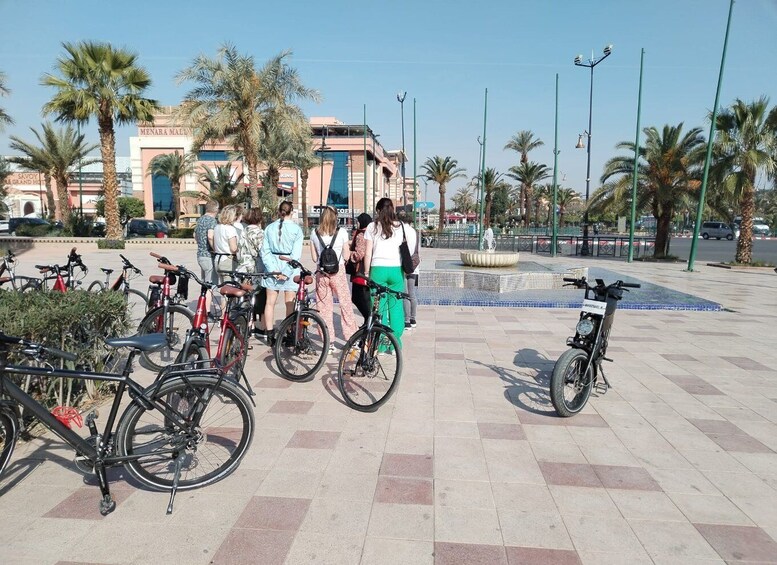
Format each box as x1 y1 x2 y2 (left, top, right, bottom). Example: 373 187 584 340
363 198 407 349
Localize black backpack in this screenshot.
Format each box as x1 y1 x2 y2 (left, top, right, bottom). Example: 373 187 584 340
316 229 340 275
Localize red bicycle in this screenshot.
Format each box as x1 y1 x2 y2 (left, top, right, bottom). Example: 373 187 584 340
24 248 87 292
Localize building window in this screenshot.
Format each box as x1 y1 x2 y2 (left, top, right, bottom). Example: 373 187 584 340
321 151 349 208
152 174 173 213
197 150 229 161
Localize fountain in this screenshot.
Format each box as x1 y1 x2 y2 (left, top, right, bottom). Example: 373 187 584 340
460 250 520 268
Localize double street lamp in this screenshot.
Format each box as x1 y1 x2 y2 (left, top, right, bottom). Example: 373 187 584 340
574 44 612 256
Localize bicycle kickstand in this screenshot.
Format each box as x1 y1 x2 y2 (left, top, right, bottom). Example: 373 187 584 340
166 452 185 515
95 463 117 516
238 367 256 397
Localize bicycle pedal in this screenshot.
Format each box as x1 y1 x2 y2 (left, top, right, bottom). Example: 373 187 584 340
601 356 614 362
594 381 609 395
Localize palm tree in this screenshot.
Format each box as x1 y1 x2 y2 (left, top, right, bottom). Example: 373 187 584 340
198 163 245 208
556 187 581 226
287 133 320 228
9 123 98 224
0 158 11 214
534 183 553 227
175 45 319 208
713 97 777 263
147 151 197 226
507 161 551 227
595 123 706 257
0 71 13 131
452 186 475 214
421 156 466 232
505 130 544 224
481 168 510 228
42 41 159 240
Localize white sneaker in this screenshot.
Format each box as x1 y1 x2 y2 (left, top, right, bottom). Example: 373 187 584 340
328 344 336 354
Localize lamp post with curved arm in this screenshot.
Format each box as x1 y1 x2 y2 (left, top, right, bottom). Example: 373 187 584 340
574 44 612 256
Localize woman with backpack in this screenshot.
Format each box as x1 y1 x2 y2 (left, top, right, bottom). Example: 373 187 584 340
347 213 372 321
310 206 357 351
260 201 303 343
363 198 409 349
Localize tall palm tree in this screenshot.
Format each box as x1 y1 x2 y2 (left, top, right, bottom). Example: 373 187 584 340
0 158 11 214
421 156 466 232
9 123 98 224
7 138 56 219
481 168 510 228
534 183 553 226
287 133 320 228
147 151 197 226
42 41 159 240
594 123 706 257
198 163 245 208
0 71 13 131
713 97 777 263
556 187 581 226
452 186 475 214
505 130 544 224
507 161 550 227
175 45 319 208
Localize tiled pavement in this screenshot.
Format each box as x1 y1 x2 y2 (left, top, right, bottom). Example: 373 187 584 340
1 242 777 564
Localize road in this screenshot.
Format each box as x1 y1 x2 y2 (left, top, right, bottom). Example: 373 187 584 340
668 237 777 264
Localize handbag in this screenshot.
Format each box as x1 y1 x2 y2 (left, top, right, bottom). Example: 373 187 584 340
399 223 415 275
345 231 359 276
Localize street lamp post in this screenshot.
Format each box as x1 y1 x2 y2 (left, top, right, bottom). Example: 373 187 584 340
397 91 407 213
574 45 612 256
318 125 329 223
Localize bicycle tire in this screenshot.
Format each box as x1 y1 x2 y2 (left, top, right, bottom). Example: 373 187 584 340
20 279 41 292
0 409 18 479
115 375 254 491
137 305 194 372
550 349 593 417
87 280 105 292
337 326 402 412
176 336 210 368
124 288 149 327
220 313 248 379
273 310 329 382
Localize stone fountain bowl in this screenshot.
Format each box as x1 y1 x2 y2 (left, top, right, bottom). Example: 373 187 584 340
460 251 520 268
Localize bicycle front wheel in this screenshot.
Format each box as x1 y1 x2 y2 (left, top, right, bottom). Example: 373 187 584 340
87 280 105 292
550 349 593 417
116 375 254 491
176 336 210 369
137 305 194 372
125 288 149 327
273 311 329 382
0 410 19 479
337 327 402 412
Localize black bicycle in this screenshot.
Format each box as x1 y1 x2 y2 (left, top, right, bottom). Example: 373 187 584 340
87 254 148 326
336 276 408 412
550 277 640 417
0 331 254 514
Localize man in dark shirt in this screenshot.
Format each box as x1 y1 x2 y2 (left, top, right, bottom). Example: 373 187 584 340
194 200 219 316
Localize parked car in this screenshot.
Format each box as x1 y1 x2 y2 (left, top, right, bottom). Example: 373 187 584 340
700 221 734 240
127 218 169 238
8 217 51 236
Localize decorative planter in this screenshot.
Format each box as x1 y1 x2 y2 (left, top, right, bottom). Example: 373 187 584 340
460 251 520 268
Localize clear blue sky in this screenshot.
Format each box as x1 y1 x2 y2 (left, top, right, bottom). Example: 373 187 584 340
1 0 775 208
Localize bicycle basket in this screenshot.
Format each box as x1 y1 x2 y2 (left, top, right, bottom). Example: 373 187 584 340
176 276 189 300
147 285 161 309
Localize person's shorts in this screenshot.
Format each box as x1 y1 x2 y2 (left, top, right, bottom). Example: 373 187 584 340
197 255 218 285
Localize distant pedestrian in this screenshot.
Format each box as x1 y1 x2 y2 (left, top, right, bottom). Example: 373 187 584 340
239 208 267 336
348 213 372 321
400 217 419 329
310 206 358 350
194 200 219 316
213 204 239 280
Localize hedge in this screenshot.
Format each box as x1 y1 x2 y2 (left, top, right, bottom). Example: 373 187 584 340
97 239 126 249
169 228 194 239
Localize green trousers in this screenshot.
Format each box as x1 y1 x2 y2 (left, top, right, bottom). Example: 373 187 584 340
368 265 405 348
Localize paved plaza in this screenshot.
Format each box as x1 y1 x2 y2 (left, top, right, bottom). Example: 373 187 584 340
2 241 777 564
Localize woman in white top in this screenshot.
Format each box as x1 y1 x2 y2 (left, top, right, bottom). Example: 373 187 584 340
310 206 358 349
363 198 407 348
213 204 239 281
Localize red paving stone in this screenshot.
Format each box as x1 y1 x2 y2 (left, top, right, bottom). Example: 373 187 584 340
254 377 292 389
286 430 341 449
693 523 777 563
268 400 314 414
478 422 527 440
505 546 582 565
516 411 608 428
592 465 662 491
434 542 508 565
379 453 434 478
233 496 310 531
211 528 295 565
706 432 773 453
44 486 134 520
374 476 434 505
689 419 744 435
539 462 603 488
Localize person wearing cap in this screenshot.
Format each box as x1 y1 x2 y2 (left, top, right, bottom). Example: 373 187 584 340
347 212 372 320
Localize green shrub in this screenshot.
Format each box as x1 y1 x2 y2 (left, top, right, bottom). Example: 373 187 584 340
0 289 130 408
15 224 51 237
169 228 194 239
97 239 126 249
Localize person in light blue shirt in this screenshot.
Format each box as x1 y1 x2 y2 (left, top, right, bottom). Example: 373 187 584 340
260 201 303 337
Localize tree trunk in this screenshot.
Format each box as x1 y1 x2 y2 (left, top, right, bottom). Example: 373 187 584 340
301 168 309 228
654 210 673 257
55 172 71 226
246 154 260 208
437 183 446 233
518 185 525 226
735 184 755 264
98 111 122 240
172 179 181 227
44 173 55 221
524 185 533 226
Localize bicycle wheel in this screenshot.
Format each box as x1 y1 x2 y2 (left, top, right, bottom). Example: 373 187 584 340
116 375 254 491
337 326 402 412
550 349 593 417
20 279 41 292
176 336 210 368
273 311 329 382
124 288 149 327
87 280 105 292
0 409 18 479
220 313 248 378
137 305 194 372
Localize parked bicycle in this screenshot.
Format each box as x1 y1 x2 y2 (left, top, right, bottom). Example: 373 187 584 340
0 249 31 291
0 331 255 515
550 276 640 417
136 254 195 372
88 254 148 325
336 276 407 412
272 259 330 382
23 247 87 291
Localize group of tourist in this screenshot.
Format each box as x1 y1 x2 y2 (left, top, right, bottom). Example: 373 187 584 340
194 197 419 352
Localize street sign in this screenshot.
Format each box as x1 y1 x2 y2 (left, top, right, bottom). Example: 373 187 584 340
415 201 435 209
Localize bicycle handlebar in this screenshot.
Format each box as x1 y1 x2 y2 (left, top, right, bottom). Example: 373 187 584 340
119 254 142 274
563 276 641 290
150 252 171 265
158 262 213 289
0 332 78 362
356 274 410 300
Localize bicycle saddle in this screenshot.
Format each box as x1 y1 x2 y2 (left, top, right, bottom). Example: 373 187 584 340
104 333 168 352
101 268 114 275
